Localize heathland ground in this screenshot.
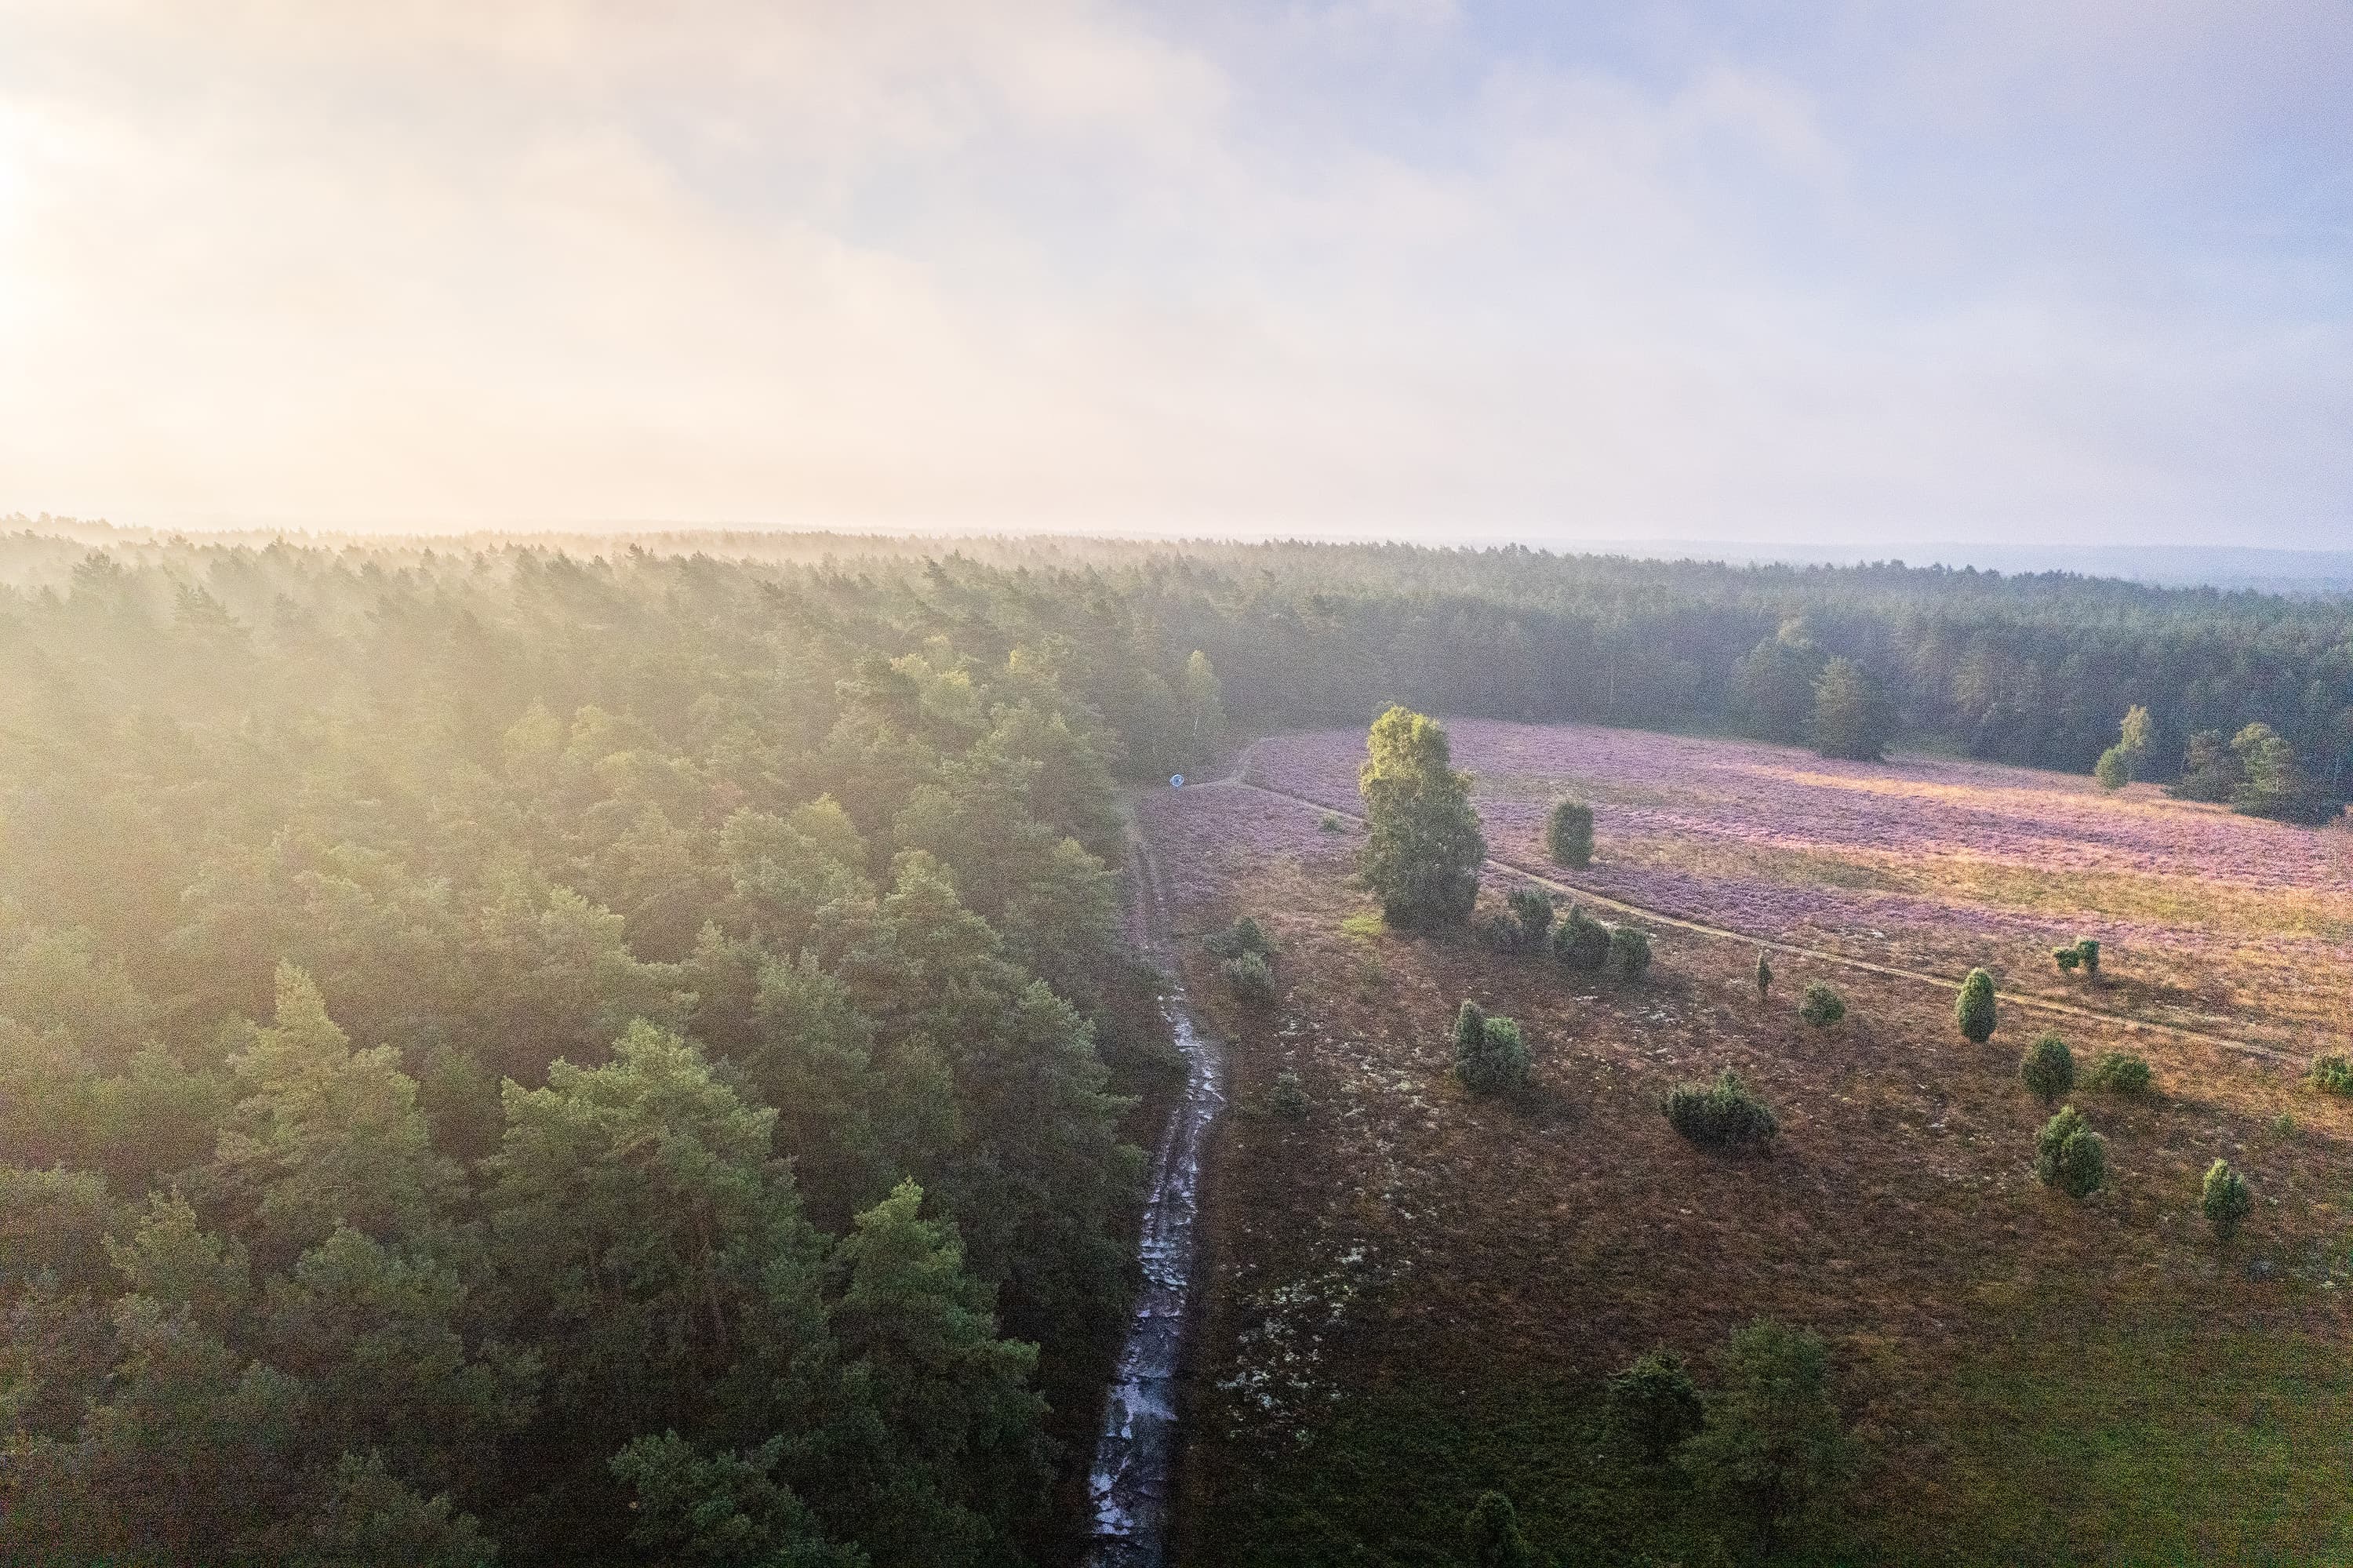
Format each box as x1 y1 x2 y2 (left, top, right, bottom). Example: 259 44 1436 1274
1147 722 2353 1566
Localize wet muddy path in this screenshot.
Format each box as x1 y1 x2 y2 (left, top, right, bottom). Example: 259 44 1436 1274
1082 828 1224 1567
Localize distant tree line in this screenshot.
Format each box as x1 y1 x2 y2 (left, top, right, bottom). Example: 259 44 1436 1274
9 529 2351 806
843 540 2353 809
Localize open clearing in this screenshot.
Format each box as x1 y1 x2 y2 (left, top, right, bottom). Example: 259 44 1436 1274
1144 722 2353 1566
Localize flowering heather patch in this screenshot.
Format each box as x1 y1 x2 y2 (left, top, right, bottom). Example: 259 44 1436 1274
1244 720 2353 1043
1139 780 1355 921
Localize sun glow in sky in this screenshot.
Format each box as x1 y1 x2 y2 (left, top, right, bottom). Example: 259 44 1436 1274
0 1 2347 544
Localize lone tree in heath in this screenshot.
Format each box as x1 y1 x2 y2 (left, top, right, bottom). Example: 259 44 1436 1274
2035 1106 2108 1198
1357 706 1486 930
1956 968 1998 1045
1453 1001 1530 1097
1683 1320 1855 1558
1547 799 1595 868
1755 948 1773 1000
2202 1159 2252 1243
2020 1033 2075 1106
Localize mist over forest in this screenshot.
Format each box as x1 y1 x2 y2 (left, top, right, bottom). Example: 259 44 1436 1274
0 522 2348 1564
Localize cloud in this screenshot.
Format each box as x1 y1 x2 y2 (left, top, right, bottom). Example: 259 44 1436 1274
0 0 2344 542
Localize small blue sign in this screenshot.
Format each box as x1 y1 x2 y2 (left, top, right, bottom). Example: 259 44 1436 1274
1169 774 1184 788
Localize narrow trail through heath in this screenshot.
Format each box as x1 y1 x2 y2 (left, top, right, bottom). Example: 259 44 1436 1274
1213 740 2294 1068
1082 828 1225 1567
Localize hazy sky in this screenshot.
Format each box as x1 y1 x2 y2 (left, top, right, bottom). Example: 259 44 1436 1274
2 2 2348 544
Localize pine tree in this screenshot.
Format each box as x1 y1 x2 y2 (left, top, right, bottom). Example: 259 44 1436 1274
1461 1490 1535 1567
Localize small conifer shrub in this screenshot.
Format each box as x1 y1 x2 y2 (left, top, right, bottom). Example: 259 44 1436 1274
1547 799 1595 869
1755 949 1773 999
1504 887 1555 951
2034 1106 2107 1198
2020 1033 2075 1106
1798 983 1844 1028
1605 1349 1704 1462
1453 1001 1530 1096
1206 915 1272 959
2308 1053 2353 1096
1319 812 1346 833
2053 937 2099 975
1270 1070 1308 1121
1551 904 1610 973
1664 1068 1778 1155
1222 951 1275 1004
1955 968 1997 1044
1609 923 1653 980
2202 1159 2251 1242
2084 1050 2151 1095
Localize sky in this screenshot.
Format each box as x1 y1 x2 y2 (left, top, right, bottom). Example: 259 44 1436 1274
1 0 2348 546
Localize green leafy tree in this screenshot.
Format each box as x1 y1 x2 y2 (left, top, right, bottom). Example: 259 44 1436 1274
1811 656 1893 762
2096 704 2153 789
1356 707 1486 930
2230 722 2313 820
1180 649 1227 765
1682 1321 1854 1557
1505 888 1555 950
1955 968 1998 1045
1221 951 1275 1003
2172 729 2241 802
1733 619 1827 744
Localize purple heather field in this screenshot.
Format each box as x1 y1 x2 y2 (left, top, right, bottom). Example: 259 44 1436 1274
1180 719 2353 1039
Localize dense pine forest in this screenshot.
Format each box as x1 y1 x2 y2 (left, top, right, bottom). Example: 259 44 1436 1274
2 524 2350 1566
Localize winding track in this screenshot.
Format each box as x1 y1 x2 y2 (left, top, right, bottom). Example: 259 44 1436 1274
1081 831 1224 1568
